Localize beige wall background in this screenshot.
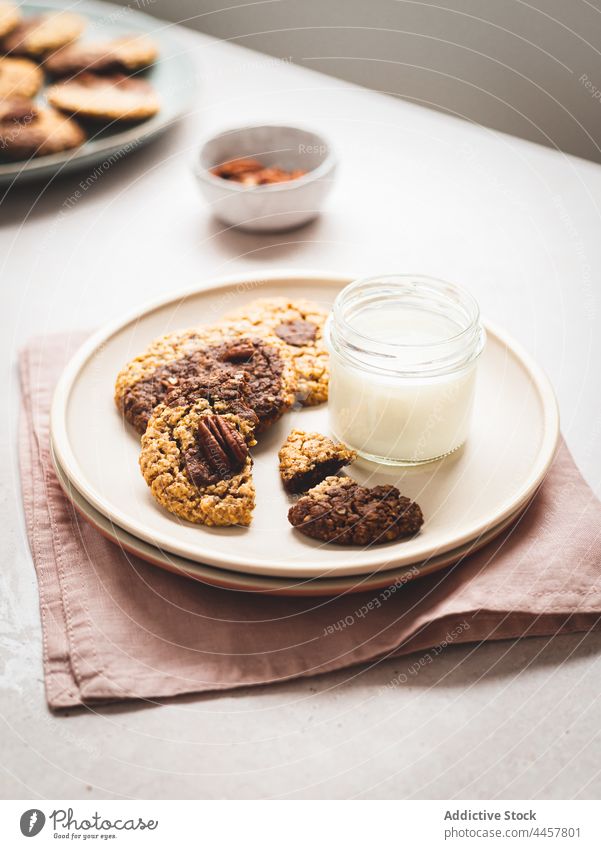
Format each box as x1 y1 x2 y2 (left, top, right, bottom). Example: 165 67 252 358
128 0 601 162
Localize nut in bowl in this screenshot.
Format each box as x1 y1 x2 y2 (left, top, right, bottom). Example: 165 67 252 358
193 124 337 232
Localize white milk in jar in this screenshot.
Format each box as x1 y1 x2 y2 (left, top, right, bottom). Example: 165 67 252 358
325 275 486 465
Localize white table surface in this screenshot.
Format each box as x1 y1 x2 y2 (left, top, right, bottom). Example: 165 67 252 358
2 21 601 801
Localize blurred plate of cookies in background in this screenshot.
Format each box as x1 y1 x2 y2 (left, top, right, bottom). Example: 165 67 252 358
0 0 196 184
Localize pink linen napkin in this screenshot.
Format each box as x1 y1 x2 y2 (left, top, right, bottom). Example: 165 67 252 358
19 333 601 709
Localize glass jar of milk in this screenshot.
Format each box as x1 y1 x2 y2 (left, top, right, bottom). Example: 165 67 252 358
325 274 486 465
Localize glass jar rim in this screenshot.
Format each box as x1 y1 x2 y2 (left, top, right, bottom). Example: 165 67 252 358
333 273 481 347
327 273 486 377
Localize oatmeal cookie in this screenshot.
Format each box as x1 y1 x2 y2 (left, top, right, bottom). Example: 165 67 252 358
1 12 85 56
279 429 356 493
0 56 42 98
0 103 85 158
115 326 296 435
0 3 20 39
45 35 158 77
47 72 160 122
224 297 329 406
140 389 257 527
288 477 424 545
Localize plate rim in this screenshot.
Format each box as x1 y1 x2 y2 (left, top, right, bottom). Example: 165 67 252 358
50 269 560 577
0 0 197 183
50 443 532 597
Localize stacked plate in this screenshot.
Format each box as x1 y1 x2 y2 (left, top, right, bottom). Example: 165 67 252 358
50 272 560 596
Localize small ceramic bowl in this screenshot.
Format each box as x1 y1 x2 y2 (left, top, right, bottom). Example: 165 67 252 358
193 124 337 232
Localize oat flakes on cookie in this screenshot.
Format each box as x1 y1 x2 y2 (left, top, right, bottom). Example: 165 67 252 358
45 35 158 77
224 297 329 406
0 56 43 98
139 381 257 526
115 326 296 435
1 12 85 57
0 3 20 39
47 72 159 122
279 429 356 493
0 101 85 158
288 477 424 545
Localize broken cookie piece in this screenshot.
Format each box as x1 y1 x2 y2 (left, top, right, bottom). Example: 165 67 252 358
279 429 356 493
288 476 424 545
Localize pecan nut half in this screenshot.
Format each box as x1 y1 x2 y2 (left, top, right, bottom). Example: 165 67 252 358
184 415 249 488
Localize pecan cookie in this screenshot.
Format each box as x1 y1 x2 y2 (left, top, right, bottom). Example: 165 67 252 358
288 477 424 545
0 56 43 98
115 326 296 435
1 12 85 56
0 3 20 39
139 389 257 526
224 297 329 406
279 429 356 493
47 72 159 122
0 101 85 158
45 35 158 77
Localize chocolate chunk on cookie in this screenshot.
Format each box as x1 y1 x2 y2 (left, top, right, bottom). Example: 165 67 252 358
1 12 85 56
45 35 158 77
288 477 424 545
47 72 159 122
0 56 43 98
0 3 20 39
115 327 296 435
274 318 317 347
224 297 329 406
139 391 256 527
279 429 356 493
0 103 85 158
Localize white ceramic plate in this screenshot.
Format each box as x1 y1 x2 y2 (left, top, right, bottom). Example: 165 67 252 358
0 0 196 186
51 444 531 596
50 271 560 579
